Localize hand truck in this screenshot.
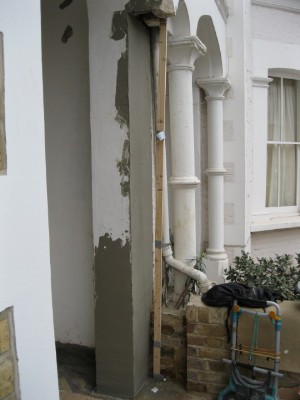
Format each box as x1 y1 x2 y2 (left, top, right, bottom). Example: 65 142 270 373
218 300 283 400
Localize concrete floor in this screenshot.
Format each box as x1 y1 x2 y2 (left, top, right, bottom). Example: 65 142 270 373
60 379 205 400
57 343 204 400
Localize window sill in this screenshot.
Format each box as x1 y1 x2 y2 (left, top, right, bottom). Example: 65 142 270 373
251 213 300 232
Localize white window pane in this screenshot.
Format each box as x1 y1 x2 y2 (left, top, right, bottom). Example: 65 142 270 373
266 144 279 207
283 79 297 142
268 78 281 141
279 144 296 206
266 75 298 208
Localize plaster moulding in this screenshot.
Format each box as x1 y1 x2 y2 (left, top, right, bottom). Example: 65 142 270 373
252 0 300 13
168 35 206 55
215 0 229 22
197 77 231 99
167 36 206 69
269 68 300 80
169 176 200 188
252 76 273 87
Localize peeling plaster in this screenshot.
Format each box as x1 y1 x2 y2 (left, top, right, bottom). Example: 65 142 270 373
115 50 129 128
112 9 130 198
117 139 130 197
111 11 128 41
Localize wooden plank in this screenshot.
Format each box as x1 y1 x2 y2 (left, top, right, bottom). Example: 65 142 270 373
156 20 167 132
153 18 167 379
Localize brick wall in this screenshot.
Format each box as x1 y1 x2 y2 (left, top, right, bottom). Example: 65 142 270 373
0 308 19 400
186 296 231 399
152 307 187 383
158 296 300 398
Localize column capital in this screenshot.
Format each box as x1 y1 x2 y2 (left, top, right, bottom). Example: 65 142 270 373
197 77 231 100
167 35 206 72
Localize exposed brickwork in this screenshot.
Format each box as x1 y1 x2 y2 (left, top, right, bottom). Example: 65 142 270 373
186 296 231 397
0 319 10 354
0 359 14 398
0 308 19 400
161 308 187 384
151 307 187 384
156 295 300 397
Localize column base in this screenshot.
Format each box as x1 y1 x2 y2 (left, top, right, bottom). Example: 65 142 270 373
203 256 228 284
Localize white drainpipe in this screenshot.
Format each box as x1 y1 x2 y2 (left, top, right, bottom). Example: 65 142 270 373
151 29 214 295
162 143 214 294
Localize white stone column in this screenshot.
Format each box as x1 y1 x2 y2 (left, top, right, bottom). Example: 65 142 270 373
197 78 231 282
167 36 206 294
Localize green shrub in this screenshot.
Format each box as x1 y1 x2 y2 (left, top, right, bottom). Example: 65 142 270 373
225 251 300 301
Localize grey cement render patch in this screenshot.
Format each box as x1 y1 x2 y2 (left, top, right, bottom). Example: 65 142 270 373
112 10 131 196
117 138 130 197
111 11 128 41
115 50 129 128
94 234 134 398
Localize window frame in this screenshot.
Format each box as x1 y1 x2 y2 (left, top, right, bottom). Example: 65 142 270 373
251 69 300 232
266 72 300 211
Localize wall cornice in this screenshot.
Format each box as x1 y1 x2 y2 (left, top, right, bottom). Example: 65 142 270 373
252 0 300 14
215 0 229 22
252 76 273 87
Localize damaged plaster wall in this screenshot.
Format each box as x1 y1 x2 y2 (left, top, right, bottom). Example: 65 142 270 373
42 0 95 346
87 1 153 397
88 0 130 244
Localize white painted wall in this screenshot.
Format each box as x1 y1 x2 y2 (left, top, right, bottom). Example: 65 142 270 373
42 0 95 347
0 1 59 399
251 2 300 256
223 0 249 249
252 228 300 261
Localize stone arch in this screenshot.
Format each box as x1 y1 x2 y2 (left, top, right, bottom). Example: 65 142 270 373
168 0 190 36
195 15 223 78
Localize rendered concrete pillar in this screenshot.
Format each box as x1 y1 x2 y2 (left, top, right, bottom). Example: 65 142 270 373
197 78 231 282
167 36 206 294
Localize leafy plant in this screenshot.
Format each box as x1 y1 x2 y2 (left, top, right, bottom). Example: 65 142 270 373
225 251 300 301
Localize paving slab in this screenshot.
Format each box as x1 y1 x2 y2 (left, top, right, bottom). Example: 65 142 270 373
60 392 99 400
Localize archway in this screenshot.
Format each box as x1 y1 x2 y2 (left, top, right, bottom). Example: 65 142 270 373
195 15 223 78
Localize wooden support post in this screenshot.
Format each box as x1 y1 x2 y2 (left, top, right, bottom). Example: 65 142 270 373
153 19 167 380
